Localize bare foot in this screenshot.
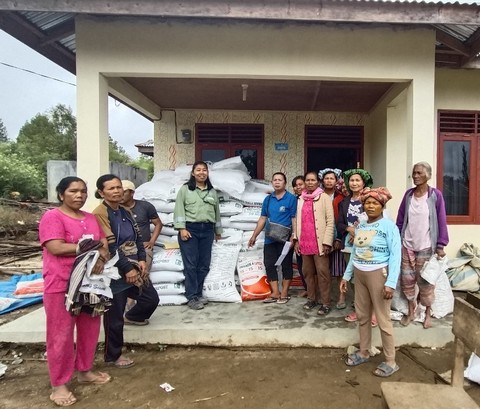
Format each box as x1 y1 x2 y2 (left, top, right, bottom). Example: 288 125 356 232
423 307 432 329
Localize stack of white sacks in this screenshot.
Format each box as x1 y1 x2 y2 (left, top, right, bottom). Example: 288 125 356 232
134 156 273 305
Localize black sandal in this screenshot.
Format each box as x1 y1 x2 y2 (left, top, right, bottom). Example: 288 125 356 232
317 305 331 315
303 300 318 310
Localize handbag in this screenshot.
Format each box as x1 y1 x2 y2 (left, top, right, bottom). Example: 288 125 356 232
265 221 292 243
264 195 292 243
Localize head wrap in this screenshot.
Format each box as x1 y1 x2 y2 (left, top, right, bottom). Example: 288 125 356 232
318 168 342 181
360 187 392 206
342 168 373 194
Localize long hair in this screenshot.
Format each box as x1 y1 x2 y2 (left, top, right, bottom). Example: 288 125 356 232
186 161 214 191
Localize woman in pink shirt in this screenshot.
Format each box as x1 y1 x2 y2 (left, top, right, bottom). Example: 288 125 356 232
39 177 111 407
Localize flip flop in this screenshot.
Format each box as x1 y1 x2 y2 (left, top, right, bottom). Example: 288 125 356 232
78 371 111 385
373 362 400 377
345 351 370 366
263 297 279 304
106 356 135 369
49 391 77 407
124 317 149 326
276 296 291 304
345 312 358 322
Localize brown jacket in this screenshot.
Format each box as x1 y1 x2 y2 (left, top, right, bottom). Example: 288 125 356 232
293 192 335 253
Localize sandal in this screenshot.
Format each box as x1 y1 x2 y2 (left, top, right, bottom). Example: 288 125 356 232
106 356 135 369
78 371 111 385
124 317 149 326
303 300 318 310
317 305 331 316
371 316 378 327
373 362 400 377
263 297 279 304
49 391 77 407
345 351 370 367
345 312 358 322
277 296 291 304
336 302 347 310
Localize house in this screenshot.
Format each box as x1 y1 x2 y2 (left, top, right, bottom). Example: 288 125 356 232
1 0 480 257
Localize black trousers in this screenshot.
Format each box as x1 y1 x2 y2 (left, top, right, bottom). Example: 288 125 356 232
103 283 159 362
263 242 294 282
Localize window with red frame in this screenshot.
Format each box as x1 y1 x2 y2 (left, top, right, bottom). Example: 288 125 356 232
195 124 264 179
438 111 480 224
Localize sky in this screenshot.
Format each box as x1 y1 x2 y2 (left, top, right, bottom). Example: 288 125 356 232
0 30 152 159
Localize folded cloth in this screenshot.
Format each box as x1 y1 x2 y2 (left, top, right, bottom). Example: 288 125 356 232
66 239 120 317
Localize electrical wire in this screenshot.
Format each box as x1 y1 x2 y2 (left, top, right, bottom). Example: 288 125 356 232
0 61 76 86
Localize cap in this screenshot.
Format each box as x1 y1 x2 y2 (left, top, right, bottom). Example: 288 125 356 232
122 180 136 191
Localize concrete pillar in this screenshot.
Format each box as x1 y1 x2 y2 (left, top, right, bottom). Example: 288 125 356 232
76 72 109 210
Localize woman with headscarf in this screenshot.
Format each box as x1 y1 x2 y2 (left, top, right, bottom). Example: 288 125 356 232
293 171 334 315
337 168 375 324
318 168 346 309
340 187 401 378
396 162 449 329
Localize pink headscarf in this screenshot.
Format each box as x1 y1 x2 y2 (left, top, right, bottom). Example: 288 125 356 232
360 187 392 206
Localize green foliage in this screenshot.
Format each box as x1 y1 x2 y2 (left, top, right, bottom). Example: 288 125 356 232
0 118 8 143
129 155 154 179
109 136 131 163
16 104 76 171
0 143 45 198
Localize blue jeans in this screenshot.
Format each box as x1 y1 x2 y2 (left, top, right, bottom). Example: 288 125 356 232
178 222 215 301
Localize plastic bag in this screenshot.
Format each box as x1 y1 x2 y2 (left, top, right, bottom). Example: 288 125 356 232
420 255 448 285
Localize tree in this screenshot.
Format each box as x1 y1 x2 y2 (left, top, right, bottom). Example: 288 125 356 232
0 118 8 143
15 104 76 170
0 143 45 198
109 136 131 163
129 155 154 179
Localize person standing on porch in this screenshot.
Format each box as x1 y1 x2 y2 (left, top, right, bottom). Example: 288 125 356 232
396 161 449 329
293 171 334 315
318 168 347 309
249 172 297 304
292 175 307 297
174 161 222 311
340 187 401 378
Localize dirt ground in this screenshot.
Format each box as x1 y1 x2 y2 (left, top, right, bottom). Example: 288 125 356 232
0 339 480 409
1 263 480 408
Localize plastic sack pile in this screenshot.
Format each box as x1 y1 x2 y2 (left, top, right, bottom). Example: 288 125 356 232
135 156 280 304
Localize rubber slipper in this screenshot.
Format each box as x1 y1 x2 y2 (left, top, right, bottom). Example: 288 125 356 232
345 312 358 322
336 302 347 310
78 371 111 385
106 357 135 369
263 297 279 304
124 317 149 326
49 391 77 407
373 362 399 377
345 351 370 366
276 296 291 304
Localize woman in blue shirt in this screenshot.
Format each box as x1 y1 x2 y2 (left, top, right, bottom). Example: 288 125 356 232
340 187 401 378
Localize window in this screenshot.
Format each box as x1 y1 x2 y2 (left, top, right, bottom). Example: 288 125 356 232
196 124 264 178
305 125 363 172
438 111 480 224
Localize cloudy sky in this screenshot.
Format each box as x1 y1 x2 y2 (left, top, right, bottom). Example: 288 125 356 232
0 30 152 159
